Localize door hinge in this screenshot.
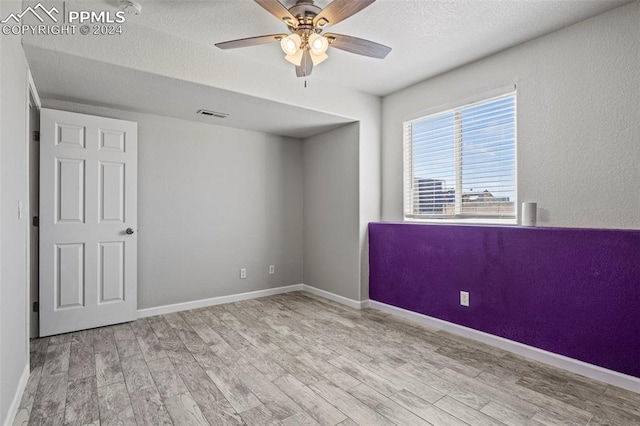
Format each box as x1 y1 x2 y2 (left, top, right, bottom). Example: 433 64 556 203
33 301 39 313
33 131 40 142
32 216 39 227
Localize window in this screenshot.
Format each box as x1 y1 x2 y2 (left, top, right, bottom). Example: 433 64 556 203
403 92 516 223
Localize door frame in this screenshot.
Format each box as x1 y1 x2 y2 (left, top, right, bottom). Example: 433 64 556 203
26 69 41 341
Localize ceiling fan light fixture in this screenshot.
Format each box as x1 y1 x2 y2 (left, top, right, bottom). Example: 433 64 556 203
280 33 301 56
310 51 328 66
308 33 329 55
285 49 303 66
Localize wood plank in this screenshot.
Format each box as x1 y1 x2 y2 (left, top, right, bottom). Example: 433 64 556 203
200 354 262 413
480 401 543 426
437 368 541 417
147 357 189 400
68 345 95 381
189 388 245 426
42 343 71 376
97 381 137 426
282 411 321 426
233 364 302 420
93 328 117 354
95 346 124 388
239 404 283 426
175 361 225 401
121 355 156 392
390 389 469 426
348 383 432 425
329 356 401 397
363 360 444 403
113 324 143 359
272 350 324 386
309 380 394 426
434 396 505 426
64 377 99 425
295 353 361 391
132 318 168 362
128 386 173 426
399 362 490 410
70 329 96 348
164 392 210 426
31 372 68 420
239 345 288 382
273 375 347 426
476 372 593 424
27 413 64 425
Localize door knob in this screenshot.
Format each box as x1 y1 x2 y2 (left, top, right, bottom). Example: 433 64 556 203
125 228 135 235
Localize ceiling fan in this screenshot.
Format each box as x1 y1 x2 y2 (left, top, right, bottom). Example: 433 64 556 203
215 0 391 78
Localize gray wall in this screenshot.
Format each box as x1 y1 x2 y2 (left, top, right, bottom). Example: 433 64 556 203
0 0 30 422
303 123 361 301
382 2 640 229
44 101 304 309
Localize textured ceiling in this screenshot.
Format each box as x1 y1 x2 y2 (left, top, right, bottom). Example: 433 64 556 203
22 0 630 136
127 0 631 95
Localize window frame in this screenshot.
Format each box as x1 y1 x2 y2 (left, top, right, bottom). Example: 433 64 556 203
403 90 518 225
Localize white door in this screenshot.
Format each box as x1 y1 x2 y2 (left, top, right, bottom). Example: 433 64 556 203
39 109 138 336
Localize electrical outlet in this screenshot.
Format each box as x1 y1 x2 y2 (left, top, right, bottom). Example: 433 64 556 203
268 265 275 275
460 291 470 307
240 268 247 279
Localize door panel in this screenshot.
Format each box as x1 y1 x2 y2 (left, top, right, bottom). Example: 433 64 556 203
55 243 85 309
56 158 85 223
99 129 126 152
99 241 125 303
99 162 125 223
40 109 137 336
56 123 85 148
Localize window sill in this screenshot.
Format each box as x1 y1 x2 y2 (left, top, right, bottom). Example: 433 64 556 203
404 217 518 226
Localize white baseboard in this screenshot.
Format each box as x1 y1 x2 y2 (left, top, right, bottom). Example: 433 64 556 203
137 284 304 318
368 300 640 394
4 364 29 426
137 283 368 319
301 285 366 309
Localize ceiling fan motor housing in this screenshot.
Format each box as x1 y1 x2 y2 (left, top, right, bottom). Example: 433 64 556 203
288 0 323 30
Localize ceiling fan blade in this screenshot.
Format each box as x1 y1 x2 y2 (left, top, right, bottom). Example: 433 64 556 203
215 34 288 50
325 33 391 59
295 50 314 78
313 0 375 28
254 0 298 28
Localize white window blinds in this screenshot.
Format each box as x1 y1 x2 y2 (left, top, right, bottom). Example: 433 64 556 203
403 92 517 221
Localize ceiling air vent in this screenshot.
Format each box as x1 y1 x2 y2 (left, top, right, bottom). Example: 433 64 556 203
197 109 229 119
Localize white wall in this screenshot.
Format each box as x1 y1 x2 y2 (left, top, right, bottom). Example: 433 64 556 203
303 123 360 300
44 101 304 309
382 2 640 229
0 0 30 423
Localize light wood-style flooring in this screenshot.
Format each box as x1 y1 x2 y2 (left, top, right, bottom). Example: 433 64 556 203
13 291 640 425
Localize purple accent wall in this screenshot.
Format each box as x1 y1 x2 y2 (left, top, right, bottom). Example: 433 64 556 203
369 222 640 378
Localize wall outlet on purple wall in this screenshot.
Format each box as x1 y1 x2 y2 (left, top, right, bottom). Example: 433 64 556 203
460 291 470 307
